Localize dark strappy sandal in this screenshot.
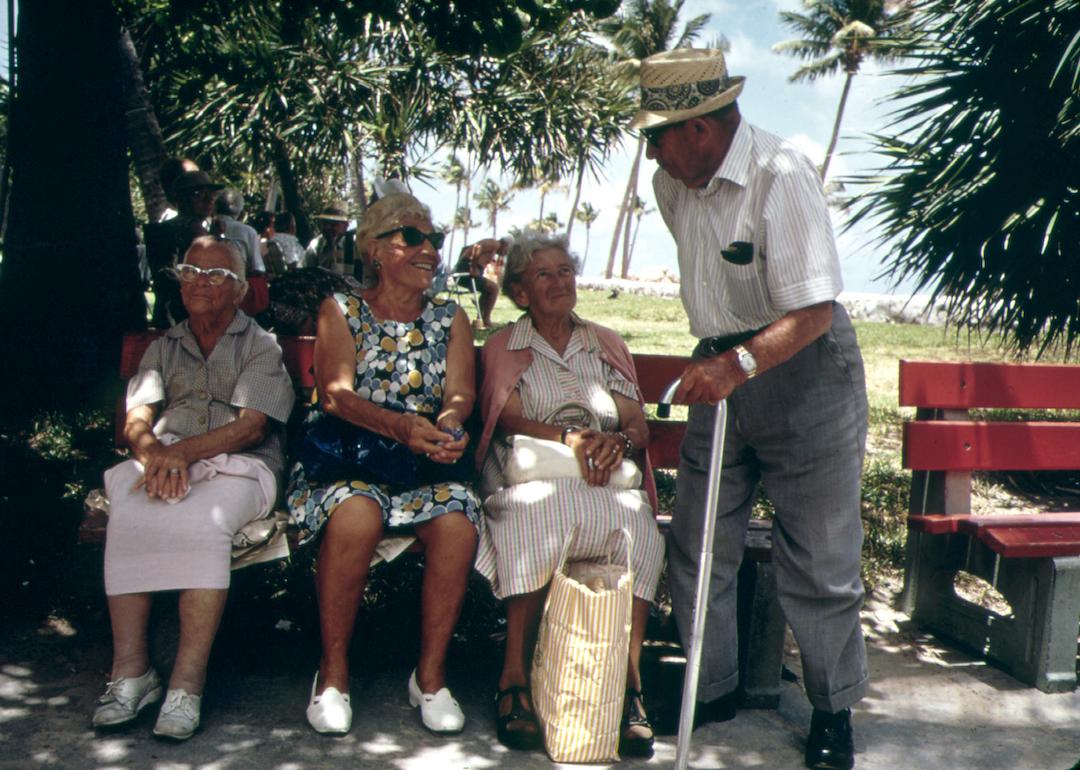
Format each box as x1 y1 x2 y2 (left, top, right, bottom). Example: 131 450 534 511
494 685 542 751
620 687 655 758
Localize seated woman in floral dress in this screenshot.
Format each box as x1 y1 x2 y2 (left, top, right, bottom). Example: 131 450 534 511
286 193 481 738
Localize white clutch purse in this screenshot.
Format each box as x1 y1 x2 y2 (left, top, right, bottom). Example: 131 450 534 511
504 434 642 489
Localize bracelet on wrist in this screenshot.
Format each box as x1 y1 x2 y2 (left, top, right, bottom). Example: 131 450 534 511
561 425 581 445
615 430 635 455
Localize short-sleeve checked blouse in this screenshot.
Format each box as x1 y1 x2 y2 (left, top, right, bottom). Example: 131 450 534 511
125 311 295 476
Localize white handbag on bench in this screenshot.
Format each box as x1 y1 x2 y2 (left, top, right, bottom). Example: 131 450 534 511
503 402 642 489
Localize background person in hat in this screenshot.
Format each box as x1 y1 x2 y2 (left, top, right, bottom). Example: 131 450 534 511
634 48 868 770
305 200 358 279
144 170 225 327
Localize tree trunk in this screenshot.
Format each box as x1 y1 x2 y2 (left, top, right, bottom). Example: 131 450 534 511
628 214 643 269
606 137 643 279
0 0 145 412
271 135 311 245
821 71 854 181
352 147 367 214
462 154 474 247
581 225 592 273
565 154 585 241
447 179 461 264
118 27 167 223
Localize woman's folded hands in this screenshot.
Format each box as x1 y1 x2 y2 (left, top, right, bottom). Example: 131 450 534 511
133 440 191 500
394 413 469 464
564 429 625 486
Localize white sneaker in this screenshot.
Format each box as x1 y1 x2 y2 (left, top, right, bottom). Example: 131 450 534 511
152 688 201 741
92 668 163 728
408 669 465 734
306 671 352 735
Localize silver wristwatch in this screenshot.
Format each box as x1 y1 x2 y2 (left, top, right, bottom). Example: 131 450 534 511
732 344 758 379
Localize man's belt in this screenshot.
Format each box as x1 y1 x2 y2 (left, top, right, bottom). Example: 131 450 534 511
693 327 765 358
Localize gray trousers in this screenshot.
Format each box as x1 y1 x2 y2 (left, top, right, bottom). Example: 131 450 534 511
668 303 870 712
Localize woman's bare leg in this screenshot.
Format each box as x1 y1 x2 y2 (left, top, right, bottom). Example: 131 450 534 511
169 588 228 694
107 593 153 679
314 497 384 693
412 511 477 693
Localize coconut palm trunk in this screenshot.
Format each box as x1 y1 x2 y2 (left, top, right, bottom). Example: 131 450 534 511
606 136 644 278
565 153 585 240
821 69 855 180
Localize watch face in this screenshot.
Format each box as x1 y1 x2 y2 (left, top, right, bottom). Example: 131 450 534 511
736 346 757 375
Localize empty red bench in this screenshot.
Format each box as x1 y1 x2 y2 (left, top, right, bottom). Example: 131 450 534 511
898 360 1080 692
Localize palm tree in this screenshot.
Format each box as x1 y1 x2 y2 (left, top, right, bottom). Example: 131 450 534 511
847 0 1080 354
575 202 600 272
442 155 468 257
624 195 655 278
773 0 913 180
452 206 481 266
601 0 712 278
474 179 514 239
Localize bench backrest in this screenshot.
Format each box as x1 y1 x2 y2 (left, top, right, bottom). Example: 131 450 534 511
900 360 1080 473
117 332 690 468
900 359 1080 521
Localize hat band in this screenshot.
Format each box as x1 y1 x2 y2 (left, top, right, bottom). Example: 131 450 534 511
641 76 727 114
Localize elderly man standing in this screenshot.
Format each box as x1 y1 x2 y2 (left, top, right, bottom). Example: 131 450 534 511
633 49 868 770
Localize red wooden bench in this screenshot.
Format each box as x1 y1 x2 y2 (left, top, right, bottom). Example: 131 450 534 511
898 360 1080 692
83 331 785 707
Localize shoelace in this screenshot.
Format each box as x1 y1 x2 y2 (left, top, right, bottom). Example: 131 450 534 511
98 679 140 706
159 692 198 720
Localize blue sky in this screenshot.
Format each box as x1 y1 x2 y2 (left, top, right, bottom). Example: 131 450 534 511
417 0 918 295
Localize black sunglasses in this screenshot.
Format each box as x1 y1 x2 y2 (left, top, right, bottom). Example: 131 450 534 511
641 122 677 148
376 225 445 250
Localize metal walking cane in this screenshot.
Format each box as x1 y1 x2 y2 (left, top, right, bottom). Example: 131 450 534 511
657 378 728 770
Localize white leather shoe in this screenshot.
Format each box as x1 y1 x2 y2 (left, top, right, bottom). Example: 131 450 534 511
408 669 465 734
92 667 163 728
152 688 201 741
306 671 351 735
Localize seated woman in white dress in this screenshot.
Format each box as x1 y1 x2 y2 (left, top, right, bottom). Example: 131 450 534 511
474 233 665 757
92 236 295 741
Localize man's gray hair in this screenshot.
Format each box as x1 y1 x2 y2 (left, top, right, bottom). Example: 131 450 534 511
214 188 245 218
184 235 247 282
501 231 580 307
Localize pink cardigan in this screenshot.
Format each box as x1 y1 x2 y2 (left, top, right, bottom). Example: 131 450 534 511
476 318 659 512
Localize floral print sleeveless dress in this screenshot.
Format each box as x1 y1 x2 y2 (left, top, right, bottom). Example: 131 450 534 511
286 291 481 545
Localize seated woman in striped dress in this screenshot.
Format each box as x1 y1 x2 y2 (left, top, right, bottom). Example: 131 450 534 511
474 233 665 757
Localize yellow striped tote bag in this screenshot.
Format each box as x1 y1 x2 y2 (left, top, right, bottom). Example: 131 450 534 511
531 528 633 763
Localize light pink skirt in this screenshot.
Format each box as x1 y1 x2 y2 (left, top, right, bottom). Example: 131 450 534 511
103 455 275 595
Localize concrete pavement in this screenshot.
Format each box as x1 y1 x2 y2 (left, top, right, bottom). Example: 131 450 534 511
2 587 1078 770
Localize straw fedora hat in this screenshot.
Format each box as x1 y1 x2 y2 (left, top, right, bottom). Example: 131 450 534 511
314 200 351 222
629 48 745 131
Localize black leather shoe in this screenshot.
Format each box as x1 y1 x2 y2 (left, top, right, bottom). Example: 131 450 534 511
805 708 855 770
692 691 737 729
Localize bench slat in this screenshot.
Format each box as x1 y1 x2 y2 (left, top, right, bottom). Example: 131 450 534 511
899 360 1080 409
956 513 1080 534
907 514 969 534
903 421 1080 471
976 526 1080 558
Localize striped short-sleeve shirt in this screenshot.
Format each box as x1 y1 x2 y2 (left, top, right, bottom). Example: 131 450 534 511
126 311 295 476
653 120 843 339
